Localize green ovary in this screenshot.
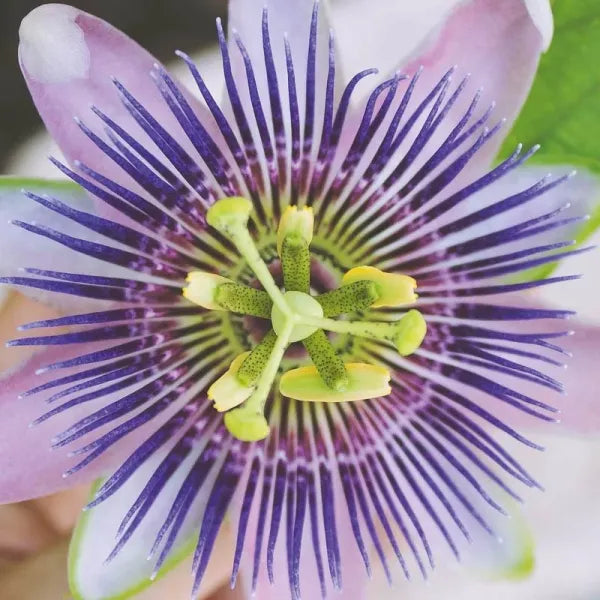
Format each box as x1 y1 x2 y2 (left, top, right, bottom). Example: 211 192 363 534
183 198 428 442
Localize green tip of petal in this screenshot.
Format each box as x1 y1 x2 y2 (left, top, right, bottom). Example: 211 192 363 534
206 196 252 232
280 362 391 403
394 309 427 356
504 545 535 581
224 408 270 441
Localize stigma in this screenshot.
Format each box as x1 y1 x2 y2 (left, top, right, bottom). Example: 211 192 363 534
183 198 427 441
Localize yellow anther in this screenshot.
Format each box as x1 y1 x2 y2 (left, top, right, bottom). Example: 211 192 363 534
277 205 314 256
280 362 391 403
182 272 232 310
208 352 254 412
342 266 417 307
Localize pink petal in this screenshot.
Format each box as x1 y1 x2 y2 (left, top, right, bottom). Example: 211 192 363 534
438 289 600 437
18 5 214 216
532 312 600 435
0 344 166 503
397 0 550 176
332 0 551 77
493 290 600 436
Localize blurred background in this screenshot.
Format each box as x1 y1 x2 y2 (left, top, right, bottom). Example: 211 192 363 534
1 1 600 599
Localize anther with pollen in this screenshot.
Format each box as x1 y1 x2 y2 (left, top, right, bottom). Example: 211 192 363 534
183 197 427 441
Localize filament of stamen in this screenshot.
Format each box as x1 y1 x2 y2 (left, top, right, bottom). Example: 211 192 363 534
281 234 311 293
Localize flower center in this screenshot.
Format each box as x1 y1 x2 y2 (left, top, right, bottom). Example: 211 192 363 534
183 198 427 442
271 291 323 342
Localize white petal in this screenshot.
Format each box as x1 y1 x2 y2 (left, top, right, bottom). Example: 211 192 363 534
0 178 124 313
330 0 459 76
524 0 554 51
363 435 600 599
69 444 209 600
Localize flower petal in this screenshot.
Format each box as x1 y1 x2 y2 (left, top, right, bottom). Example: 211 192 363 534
461 495 535 580
333 0 552 73
18 4 214 206
415 285 600 436
330 0 459 76
523 305 600 435
227 0 337 100
0 177 120 313
535 224 600 324
68 450 206 600
397 0 551 175
0 344 139 503
429 163 598 259
240 477 369 600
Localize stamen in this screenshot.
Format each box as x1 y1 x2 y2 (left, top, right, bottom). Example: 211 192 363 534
184 272 272 317
299 309 427 356
207 197 291 317
237 330 277 386
316 280 380 316
303 330 349 391
214 283 272 318
278 205 313 293
208 352 253 412
276 205 314 255
343 266 417 307
224 319 294 441
280 363 391 402
281 234 310 293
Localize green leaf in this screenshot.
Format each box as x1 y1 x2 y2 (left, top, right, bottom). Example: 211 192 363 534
0 176 81 193
500 2 600 168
